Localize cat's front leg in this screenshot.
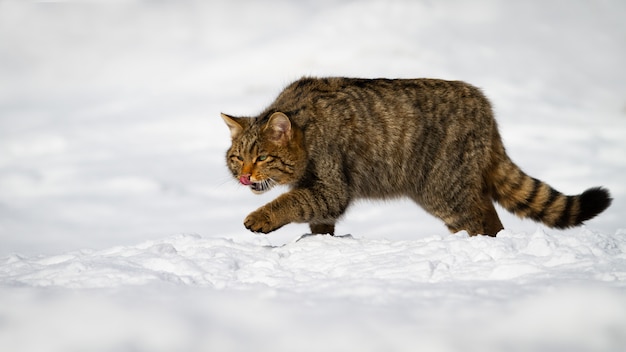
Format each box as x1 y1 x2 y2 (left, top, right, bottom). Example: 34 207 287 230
309 223 335 235
244 194 296 234
244 187 348 234
244 207 282 234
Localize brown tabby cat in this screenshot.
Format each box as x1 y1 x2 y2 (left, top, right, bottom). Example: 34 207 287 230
221 77 611 237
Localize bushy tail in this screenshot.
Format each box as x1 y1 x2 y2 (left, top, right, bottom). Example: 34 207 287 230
489 157 612 229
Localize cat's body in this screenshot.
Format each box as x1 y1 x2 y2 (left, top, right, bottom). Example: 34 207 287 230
221 77 611 236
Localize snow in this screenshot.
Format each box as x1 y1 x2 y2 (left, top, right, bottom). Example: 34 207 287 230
2 231 626 351
1 0 625 351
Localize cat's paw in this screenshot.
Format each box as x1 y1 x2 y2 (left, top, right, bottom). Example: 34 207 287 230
244 209 279 234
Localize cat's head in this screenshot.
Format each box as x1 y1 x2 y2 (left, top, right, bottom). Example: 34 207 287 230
221 112 307 194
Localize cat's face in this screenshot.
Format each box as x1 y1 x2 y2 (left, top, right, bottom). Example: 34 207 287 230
221 112 306 194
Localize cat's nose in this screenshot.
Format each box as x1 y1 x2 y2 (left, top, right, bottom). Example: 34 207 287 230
239 174 252 185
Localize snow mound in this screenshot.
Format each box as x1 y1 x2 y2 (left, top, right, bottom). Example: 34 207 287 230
1 229 625 352
3 229 626 291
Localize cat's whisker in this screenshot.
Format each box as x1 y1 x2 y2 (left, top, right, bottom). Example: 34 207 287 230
260 178 276 192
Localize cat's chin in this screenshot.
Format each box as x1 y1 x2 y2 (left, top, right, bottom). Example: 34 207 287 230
249 180 275 194
250 187 268 195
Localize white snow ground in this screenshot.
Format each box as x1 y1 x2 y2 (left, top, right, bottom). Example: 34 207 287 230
1 0 625 351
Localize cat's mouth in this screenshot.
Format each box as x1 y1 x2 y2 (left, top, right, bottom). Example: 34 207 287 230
249 179 276 194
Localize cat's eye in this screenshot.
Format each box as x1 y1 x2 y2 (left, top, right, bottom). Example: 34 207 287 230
234 155 244 161
257 155 268 162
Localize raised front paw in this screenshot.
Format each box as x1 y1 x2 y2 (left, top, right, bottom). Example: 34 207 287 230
244 208 282 234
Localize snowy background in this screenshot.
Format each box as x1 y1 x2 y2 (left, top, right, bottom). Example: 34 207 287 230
1 0 625 351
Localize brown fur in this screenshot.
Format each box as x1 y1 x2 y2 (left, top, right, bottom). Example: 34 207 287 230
221 77 611 236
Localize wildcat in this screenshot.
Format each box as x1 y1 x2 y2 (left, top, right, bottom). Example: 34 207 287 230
221 77 611 237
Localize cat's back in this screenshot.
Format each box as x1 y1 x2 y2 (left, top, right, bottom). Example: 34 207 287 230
264 77 495 145
270 77 490 122
280 76 477 97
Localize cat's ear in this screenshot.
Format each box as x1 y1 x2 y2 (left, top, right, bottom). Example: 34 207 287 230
221 113 244 139
264 112 292 145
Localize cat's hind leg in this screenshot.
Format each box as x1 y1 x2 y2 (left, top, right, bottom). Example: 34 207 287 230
444 196 503 237
481 201 504 236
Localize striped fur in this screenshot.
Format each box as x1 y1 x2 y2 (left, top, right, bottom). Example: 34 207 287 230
487 156 611 230
221 77 611 236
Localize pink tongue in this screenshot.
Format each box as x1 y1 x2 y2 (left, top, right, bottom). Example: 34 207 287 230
239 175 252 186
